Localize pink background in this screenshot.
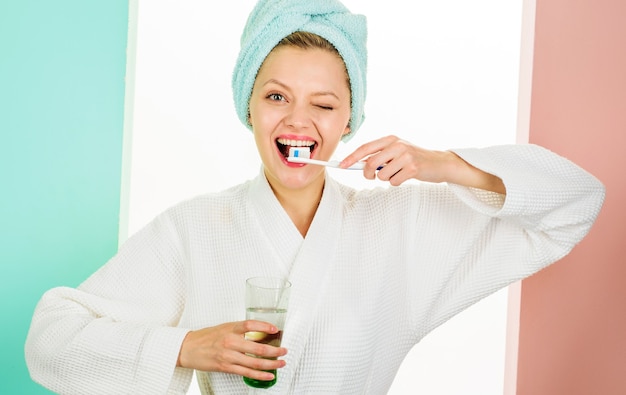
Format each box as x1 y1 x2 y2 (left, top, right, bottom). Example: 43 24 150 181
515 0 626 393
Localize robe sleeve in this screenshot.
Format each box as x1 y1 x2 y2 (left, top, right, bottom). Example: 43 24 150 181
409 143 605 337
24 211 194 395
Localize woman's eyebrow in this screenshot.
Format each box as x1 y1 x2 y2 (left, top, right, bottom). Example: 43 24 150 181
262 78 288 89
262 79 339 100
311 91 340 100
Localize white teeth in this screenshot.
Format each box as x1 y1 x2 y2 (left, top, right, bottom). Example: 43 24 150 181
277 138 315 147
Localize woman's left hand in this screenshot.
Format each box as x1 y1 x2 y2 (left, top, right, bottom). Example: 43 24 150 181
340 135 505 193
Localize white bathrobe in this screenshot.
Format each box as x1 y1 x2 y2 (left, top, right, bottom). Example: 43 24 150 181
25 144 605 394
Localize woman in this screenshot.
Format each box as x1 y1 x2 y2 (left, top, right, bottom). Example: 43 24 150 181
25 0 605 394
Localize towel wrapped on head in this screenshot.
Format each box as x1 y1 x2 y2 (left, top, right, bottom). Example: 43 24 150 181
232 0 368 142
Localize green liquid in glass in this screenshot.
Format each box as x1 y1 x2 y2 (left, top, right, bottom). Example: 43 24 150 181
243 370 277 388
243 308 286 389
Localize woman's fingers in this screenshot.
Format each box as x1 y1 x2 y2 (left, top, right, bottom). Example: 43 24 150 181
341 136 424 184
215 346 286 381
340 135 397 170
229 348 287 379
177 320 287 378
237 319 280 336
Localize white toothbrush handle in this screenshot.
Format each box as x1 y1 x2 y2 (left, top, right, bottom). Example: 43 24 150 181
329 161 380 170
326 160 364 170
287 156 381 170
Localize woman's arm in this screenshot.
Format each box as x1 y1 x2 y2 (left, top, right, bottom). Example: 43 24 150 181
25 213 192 395
403 143 605 335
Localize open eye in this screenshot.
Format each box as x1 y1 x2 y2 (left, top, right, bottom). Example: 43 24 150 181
267 93 285 102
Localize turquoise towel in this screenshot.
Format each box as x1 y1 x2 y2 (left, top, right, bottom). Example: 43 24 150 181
232 0 367 142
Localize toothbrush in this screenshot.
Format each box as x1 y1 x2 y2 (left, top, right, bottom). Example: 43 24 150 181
287 147 382 170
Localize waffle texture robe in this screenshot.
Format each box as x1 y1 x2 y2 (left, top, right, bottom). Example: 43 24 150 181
25 144 605 394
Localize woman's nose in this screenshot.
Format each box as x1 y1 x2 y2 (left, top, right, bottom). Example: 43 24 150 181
284 103 312 129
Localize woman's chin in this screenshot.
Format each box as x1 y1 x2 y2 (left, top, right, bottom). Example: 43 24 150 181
264 165 325 191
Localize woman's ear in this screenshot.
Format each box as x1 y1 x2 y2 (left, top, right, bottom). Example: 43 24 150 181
342 125 351 137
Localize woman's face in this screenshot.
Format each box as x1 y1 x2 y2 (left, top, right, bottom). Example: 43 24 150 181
248 45 351 194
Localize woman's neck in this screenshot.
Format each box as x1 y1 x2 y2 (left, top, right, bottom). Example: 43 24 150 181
266 174 325 237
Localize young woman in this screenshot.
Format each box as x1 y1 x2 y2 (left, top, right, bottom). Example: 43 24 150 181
25 0 605 394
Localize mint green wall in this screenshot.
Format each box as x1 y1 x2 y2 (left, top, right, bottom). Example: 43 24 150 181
0 1 129 393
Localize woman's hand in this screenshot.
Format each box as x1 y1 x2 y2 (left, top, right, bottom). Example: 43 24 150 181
177 320 287 381
340 135 505 193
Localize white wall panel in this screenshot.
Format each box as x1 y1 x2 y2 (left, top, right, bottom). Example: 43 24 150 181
124 1 523 393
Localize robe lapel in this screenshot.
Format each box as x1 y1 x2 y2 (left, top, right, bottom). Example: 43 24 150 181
248 171 304 278
271 176 344 392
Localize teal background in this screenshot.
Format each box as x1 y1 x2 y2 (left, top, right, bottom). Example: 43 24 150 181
0 1 129 393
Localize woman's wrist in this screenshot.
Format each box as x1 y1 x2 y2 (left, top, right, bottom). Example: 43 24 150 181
447 151 506 194
176 331 193 368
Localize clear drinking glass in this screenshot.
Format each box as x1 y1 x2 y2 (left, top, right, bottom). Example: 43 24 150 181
243 276 291 389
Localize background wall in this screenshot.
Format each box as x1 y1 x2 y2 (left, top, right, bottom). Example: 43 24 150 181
514 0 626 394
0 1 129 393
14 1 619 394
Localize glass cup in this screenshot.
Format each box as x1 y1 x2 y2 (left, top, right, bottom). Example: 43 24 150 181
243 276 291 389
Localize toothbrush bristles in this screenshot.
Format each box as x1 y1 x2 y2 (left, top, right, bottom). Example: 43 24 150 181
288 146 311 159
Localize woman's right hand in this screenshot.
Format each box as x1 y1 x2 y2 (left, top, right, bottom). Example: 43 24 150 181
176 320 287 381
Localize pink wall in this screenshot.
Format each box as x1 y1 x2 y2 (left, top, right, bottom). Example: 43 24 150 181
516 0 626 394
